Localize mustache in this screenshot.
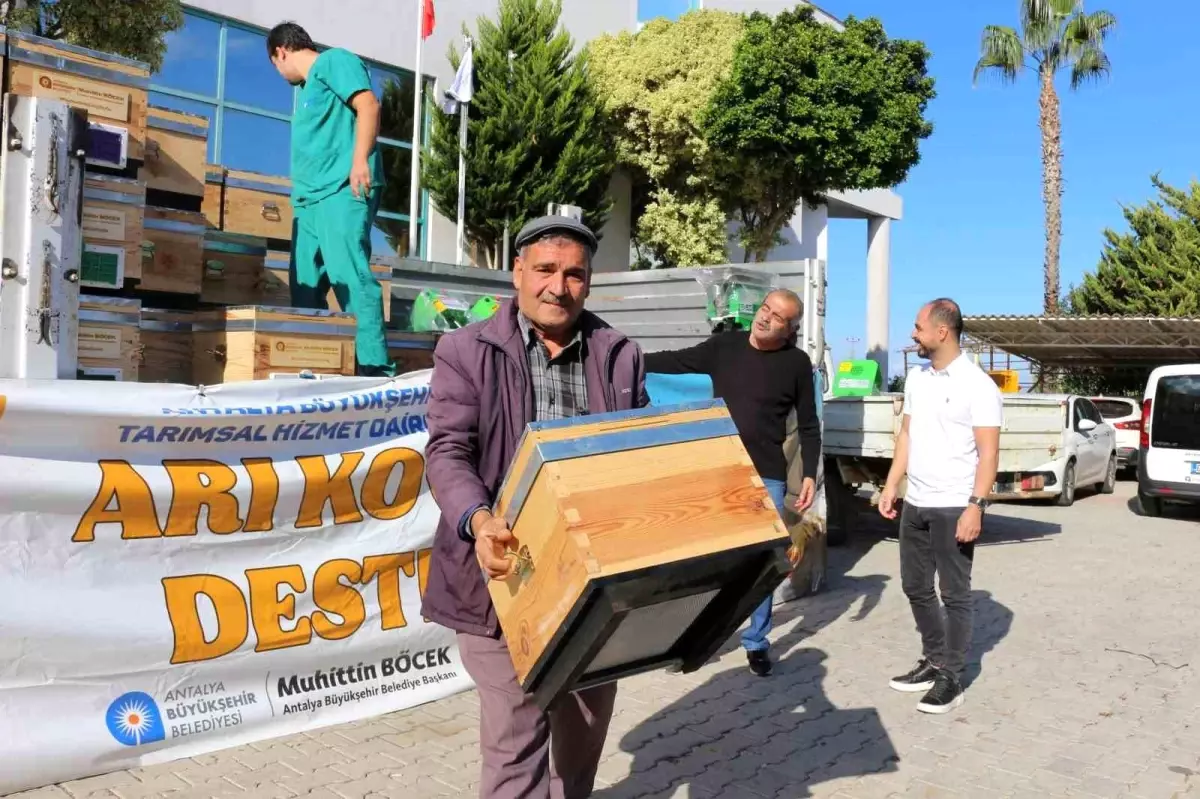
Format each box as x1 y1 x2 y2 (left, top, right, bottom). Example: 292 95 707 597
538 293 570 305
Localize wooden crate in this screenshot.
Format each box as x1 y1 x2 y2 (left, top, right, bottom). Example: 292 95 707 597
192 306 357 384
141 207 206 295
223 169 292 240
387 331 438 374
489 399 792 708
200 233 268 305
140 106 209 197
202 165 225 229
5 31 149 164
139 309 195 384
264 254 393 322
78 295 141 381
82 175 146 286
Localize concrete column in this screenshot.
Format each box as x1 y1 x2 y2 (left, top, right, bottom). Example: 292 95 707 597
866 216 891 377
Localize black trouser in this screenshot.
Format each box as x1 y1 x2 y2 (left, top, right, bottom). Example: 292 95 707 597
899 503 975 676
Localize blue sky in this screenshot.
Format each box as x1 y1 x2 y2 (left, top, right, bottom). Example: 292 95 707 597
641 0 1199 377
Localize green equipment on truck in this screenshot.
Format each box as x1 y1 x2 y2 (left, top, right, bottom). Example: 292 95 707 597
410 289 501 332
831 359 883 397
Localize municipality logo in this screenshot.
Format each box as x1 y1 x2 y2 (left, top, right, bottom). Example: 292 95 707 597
106 691 166 747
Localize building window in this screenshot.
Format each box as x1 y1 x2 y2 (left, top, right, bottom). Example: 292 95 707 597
150 9 432 258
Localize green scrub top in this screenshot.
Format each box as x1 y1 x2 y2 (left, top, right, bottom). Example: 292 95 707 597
290 47 386 208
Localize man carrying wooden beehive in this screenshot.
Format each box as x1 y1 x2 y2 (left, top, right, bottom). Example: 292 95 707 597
644 289 822 678
267 22 395 377
423 215 649 798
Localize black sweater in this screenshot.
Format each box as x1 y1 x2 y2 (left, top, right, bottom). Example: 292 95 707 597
645 331 822 483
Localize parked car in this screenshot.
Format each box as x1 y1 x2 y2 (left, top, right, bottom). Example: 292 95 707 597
1090 396 1142 473
1137 365 1200 517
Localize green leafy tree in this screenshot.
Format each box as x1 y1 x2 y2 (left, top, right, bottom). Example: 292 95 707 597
1 0 183 72
422 0 616 268
588 11 745 267
1060 173 1200 395
974 0 1116 315
1066 173 1200 315
703 7 935 262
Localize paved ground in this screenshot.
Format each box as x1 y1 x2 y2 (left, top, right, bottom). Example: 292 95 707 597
13 480 1200 799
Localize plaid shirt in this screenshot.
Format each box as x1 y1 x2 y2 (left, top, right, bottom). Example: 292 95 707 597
518 313 588 422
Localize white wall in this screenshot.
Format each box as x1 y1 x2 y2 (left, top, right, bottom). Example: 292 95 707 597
725 203 829 264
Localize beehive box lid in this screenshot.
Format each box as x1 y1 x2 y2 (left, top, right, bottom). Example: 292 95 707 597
147 105 210 135
191 306 357 338
79 294 140 324
6 30 151 83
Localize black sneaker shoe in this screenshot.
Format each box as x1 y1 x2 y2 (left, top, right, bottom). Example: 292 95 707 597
747 649 772 677
888 659 939 693
917 670 965 714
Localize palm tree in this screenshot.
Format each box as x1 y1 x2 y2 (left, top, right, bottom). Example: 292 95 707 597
973 0 1115 315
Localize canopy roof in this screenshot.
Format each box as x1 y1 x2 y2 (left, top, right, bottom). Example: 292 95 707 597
960 315 1200 369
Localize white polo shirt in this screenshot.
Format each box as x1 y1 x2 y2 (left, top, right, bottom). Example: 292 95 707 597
903 353 1004 508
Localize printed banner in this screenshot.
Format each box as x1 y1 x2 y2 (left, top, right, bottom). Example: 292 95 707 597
0 373 474 794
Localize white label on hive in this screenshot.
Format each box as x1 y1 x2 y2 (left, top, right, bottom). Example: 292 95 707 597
83 207 127 241
78 328 122 360
267 336 343 369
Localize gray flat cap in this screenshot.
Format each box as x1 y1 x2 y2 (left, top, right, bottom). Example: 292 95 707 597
514 215 598 253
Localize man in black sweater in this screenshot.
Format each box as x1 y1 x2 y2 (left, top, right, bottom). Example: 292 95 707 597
645 288 822 677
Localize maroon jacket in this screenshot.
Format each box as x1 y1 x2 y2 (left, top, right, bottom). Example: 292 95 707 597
422 298 649 637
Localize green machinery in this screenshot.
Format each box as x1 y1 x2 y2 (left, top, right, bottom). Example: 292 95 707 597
410 289 501 332
831 359 883 397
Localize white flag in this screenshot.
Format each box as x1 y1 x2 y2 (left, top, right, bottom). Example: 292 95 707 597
448 42 474 103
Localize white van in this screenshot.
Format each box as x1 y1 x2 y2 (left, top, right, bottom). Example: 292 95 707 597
1137 364 1200 516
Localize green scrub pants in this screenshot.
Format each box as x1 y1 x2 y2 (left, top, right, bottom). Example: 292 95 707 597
289 186 394 375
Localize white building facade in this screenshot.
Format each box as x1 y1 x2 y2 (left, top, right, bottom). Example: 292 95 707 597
170 0 897 370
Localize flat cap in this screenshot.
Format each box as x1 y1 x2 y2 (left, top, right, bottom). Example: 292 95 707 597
514 214 598 253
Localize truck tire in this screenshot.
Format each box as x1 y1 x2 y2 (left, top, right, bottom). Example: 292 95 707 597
1098 454 1117 494
824 457 850 547
1055 461 1076 507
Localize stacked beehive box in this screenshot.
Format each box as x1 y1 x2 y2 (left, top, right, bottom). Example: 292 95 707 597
3 34 436 385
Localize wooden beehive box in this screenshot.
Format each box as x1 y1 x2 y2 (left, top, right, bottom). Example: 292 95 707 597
387 331 438 374
5 31 149 164
489 399 792 708
81 175 146 287
223 168 292 240
78 295 141 381
202 165 225 229
200 233 268 306
192 306 357 384
263 254 393 322
141 207 206 294
140 106 209 198
139 309 194 384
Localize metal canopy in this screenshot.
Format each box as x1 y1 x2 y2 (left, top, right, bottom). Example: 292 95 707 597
961 315 1200 368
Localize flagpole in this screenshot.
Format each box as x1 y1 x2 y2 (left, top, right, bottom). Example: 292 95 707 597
455 87 468 265
407 0 425 258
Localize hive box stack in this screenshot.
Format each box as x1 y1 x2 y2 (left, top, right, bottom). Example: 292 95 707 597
191 306 358 384
489 400 793 709
78 296 142 381
81 174 145 289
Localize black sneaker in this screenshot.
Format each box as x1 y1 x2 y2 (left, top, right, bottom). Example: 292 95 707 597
888 659 939 693
917 670 964 714
747 649 772 677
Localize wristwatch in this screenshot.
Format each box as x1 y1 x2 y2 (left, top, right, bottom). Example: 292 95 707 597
968 495 990 510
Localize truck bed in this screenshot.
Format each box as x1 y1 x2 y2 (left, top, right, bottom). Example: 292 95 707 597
824 393 1067 474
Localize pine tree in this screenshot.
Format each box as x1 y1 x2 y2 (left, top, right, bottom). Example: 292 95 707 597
422 0 616 268
1066 174 1200 316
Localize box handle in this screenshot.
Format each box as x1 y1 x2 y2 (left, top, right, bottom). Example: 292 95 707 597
507 544 535 581
261 201 282 222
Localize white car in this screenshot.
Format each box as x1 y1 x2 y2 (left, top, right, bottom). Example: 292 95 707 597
1137 365 1200 516
1089 396 1142 473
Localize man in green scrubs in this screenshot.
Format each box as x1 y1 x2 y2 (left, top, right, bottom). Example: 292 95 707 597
267 22 395 376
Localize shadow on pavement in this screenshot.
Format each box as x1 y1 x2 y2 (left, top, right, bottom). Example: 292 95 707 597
1126 495 1200 521
594 541 896 799
976 514 1062 546
595 647 898 799
960 589 1015 689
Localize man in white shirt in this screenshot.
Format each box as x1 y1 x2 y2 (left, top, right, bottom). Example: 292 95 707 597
878 298 1002 714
